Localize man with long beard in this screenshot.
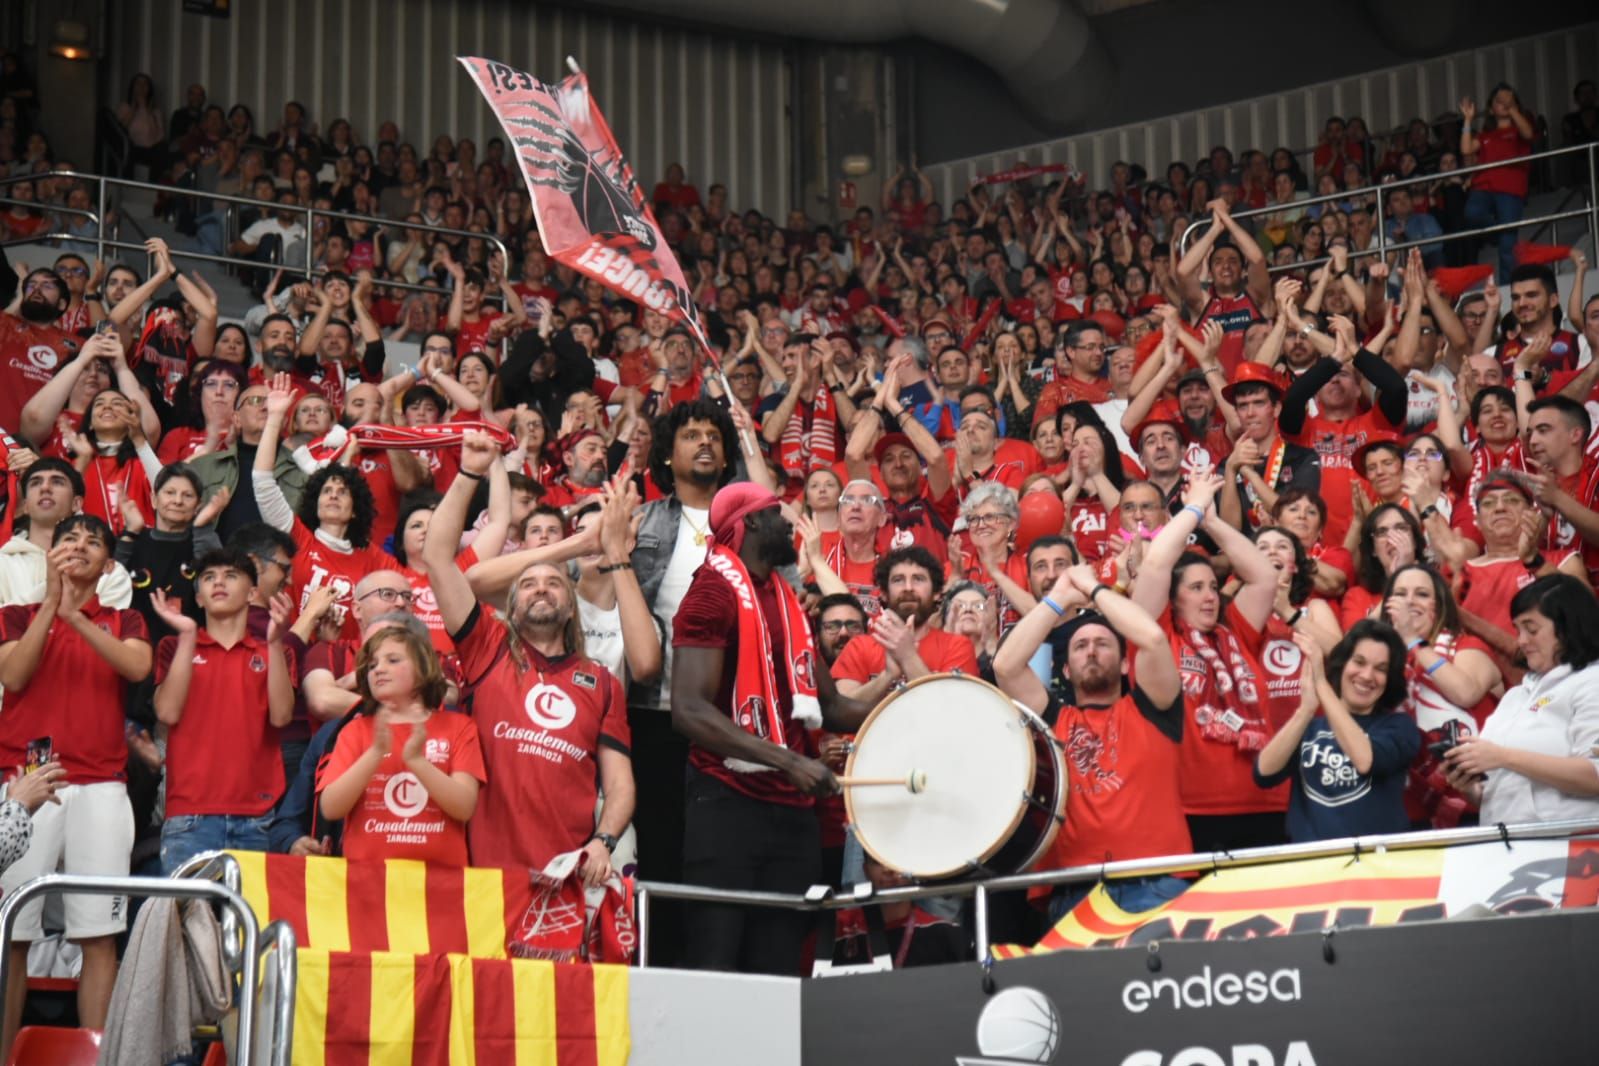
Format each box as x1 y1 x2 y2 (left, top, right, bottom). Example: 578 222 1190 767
829 545 979 706
671 482 875 974
0 263 83 438
424 431 636 882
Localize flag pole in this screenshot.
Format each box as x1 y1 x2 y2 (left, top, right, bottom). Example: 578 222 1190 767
563 53 759 459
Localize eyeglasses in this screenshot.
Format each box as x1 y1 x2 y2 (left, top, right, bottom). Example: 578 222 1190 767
23 279 61 295
238 395 268 407
1406 448 1444 462
57 266 88 278
358 587 415 605
202 379 241 393
952 600 987 614
820 619 865 634
967 513 1011 528
1072 342 1106 353
255 555 292 573
839 494 882 508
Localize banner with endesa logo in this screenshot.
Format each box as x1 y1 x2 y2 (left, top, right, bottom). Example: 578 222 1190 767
995 833 1599 956
801 906 1599 1065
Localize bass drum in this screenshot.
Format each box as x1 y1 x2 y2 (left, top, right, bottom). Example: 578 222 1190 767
845 673 1065 880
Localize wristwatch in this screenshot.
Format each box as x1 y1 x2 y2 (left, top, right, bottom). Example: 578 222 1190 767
590 832 619 853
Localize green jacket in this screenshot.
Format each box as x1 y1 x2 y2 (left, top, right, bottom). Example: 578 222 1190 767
191 441 308 514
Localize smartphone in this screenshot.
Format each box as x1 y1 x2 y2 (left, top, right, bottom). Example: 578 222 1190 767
24 737 52 775
95 318 116 336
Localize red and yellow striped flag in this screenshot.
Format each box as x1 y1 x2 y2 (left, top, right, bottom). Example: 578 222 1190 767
293 950 629 1066
230 852 532 958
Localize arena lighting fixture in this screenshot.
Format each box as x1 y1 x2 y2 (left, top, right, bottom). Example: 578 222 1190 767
49 20 93 61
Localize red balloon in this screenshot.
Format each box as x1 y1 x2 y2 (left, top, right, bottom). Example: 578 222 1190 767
1015 491 1066 555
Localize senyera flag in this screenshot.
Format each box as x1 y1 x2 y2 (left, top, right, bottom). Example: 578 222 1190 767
459 56 714 359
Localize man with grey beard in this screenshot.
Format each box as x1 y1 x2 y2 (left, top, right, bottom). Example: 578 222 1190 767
425 430 636 881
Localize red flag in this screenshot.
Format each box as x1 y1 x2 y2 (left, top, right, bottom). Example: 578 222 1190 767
1430 265 1494 300
459 57 712 360
977 162 1082 186
1514 241 1573 267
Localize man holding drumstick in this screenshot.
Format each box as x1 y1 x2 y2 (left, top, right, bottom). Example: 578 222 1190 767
672 482 876 975
994 563 1189 918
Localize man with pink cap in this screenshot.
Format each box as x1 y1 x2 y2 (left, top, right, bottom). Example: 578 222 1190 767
671 481 875 975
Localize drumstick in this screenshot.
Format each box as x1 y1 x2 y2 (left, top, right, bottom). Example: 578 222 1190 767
836 770 929 794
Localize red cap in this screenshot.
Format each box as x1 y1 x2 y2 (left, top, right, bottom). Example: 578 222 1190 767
873 432 916 464
1221 362 1287 403
1132 399 1189 448
1513 241 1573 267
922 315 954 336
845 288 871 312
1430 265 1494 301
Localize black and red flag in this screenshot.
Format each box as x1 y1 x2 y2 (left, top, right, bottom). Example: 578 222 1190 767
459 56 714 357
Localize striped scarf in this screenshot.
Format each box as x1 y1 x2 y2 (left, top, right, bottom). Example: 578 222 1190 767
776 384 837 488
1183 623 1270 751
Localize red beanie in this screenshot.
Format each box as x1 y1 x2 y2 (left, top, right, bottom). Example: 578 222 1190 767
709 482 781 552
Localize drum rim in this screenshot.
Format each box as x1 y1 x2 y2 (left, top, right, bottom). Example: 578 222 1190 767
844 671 1040 880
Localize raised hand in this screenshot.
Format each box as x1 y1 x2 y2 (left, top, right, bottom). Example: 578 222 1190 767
266 591 294 643
1458 97 1476 124
265 371 296 420
460 428 502 476
195 485 231 527
119 497 146 536
150 588 198 634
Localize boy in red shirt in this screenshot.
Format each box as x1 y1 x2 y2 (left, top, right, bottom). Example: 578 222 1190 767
0 514 151 1046
151 548 296 874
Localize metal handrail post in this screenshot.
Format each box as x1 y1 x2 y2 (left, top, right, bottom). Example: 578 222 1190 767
973 884 990 966
305 204 315 279
1373 182 1386 262
258 920 297 1066
636 885 651 968
171 850 245 974
1589 143 1598 256
0 874 261 1066
94 176 106 265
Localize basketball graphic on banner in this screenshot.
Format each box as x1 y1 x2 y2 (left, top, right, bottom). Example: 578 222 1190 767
972 987 1060 1063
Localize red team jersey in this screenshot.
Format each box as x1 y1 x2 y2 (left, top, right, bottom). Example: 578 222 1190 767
0 314 82 437
320 712 486 865
1198 291 1266 376
287 519 403 641
453 606 631 871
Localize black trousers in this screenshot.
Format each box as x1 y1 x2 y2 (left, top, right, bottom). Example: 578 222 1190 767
682 770 821 976
1186 811 1287 854
627 705 688 967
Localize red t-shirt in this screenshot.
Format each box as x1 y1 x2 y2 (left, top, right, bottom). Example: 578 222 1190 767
157 630 286 816
455 311 504 356
1198 291 1267 376
1041 690 1189 870
1287 407 1399 548
1163 602 1288 815
0 313 82 438
319 712 486 866
829 627 980 684
1472 124 1532 198
353 450 403 548
403 545 479 657
0 599 148 784
1257 613 1306 728
672 565 814 807
1460 553 1560 643
453 607 630 870
1034 376 1110 426
287 519 403 641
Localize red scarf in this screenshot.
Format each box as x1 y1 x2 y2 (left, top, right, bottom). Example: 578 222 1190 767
83 453 151 536
294 421 516 473
777 384 837 489
704 542 822 762
1183 623 1269 751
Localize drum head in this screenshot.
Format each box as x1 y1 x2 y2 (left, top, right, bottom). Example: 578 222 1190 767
846 674 1035 879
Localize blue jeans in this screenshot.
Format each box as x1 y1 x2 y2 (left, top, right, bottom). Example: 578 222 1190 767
1048 875 1189 922
1463 189 1525 281
159 813 272 876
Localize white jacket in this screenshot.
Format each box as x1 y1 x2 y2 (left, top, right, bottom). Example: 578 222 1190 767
0 535 134 610
1480 661 1599 826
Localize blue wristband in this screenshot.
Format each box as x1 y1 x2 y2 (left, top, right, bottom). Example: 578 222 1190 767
1182 504 1206 523
1041 596 1066 617
1425 657 1446 676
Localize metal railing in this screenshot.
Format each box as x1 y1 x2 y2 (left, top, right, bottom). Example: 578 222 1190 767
634 817 1599 969
0 170 513 305
1177 141 1599 278
0 873 262 1065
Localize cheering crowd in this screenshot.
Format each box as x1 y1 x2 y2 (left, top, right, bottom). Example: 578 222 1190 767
0 63 1597 1013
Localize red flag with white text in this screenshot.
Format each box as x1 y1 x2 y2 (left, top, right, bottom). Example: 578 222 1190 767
459 56 714 355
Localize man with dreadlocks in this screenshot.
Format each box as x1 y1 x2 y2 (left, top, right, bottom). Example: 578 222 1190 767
424 430 635 885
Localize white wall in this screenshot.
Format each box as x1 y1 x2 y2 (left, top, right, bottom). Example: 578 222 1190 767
105 0 794 217
630 969 802 1066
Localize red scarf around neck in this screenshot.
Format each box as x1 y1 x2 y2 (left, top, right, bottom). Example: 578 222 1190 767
777 384 837 489
1183 622 1269 751
704 542 822 765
